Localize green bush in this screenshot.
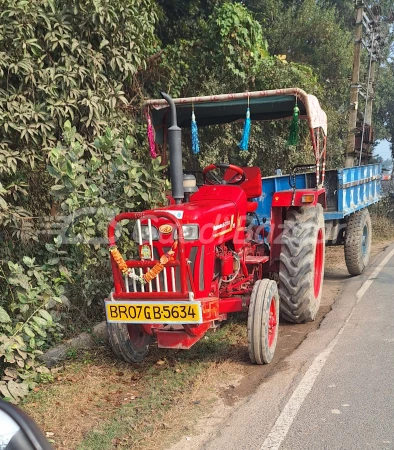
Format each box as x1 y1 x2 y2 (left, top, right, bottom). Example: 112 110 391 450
46 122 167 309
0 123 167 400
0 0 159 399
0 244 68 402
0 0 157 237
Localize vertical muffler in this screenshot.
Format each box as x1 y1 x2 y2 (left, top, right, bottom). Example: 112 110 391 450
160 92 184 204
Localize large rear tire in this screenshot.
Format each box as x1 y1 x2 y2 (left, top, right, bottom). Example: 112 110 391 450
344 209 372 276
247 279 279 364
279 204 325 323
108 322 151 363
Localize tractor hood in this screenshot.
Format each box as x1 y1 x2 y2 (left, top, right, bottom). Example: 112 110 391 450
155 199 237 224
152 185 248 244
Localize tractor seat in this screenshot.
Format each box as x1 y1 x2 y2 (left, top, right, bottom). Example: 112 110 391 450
223 166 262 199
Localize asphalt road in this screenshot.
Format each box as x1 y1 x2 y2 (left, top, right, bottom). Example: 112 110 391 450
277 245 394 450
190 243 394 450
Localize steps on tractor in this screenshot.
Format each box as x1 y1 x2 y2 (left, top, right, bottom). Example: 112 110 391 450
245 255 269 264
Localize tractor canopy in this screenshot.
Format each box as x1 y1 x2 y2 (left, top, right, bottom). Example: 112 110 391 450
144 88 327 146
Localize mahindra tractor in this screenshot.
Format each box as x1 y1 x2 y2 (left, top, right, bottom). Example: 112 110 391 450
105 88 327 364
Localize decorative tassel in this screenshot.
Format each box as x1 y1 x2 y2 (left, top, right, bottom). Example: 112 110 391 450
191 110 200 155
239 107 251 151
146 111 158 158
287 105 300 146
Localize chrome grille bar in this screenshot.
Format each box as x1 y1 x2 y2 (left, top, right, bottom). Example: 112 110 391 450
124 274 129 293
171 267 176 292
136 219 145 293
163 267 168 292
147 218 153 293
131 268 137 292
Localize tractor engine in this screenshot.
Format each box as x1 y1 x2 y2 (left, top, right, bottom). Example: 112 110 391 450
216 245 240 282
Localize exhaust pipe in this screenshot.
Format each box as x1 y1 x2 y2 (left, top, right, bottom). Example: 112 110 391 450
160 92 184 204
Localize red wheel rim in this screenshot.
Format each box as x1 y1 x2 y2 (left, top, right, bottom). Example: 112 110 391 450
314 229 324 298
268 296 277 348
127 325 147 349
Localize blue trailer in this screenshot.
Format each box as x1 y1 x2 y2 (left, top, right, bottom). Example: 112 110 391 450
255 163 382 275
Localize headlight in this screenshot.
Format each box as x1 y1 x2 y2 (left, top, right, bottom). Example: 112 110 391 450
174 225 199 241
132 224 159 242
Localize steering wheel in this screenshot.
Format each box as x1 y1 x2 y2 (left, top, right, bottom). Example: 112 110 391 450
203 163 246 186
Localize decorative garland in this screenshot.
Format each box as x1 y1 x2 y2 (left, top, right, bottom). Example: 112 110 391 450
109 242 178 285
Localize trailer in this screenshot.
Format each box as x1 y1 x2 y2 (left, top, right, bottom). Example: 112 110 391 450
255 163 381 275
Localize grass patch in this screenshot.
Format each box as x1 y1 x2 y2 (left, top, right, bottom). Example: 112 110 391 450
79 317 248 450
22 314 249 450
370 195 394 241
78 363 204 450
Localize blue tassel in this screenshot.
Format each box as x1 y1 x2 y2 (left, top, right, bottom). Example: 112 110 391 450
239 107 251 151
191 111 200 155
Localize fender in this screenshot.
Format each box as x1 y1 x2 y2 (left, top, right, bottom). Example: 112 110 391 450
271 188 326 208
269 188 326 269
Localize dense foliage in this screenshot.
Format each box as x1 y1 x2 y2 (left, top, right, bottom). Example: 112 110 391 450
0 0 393 400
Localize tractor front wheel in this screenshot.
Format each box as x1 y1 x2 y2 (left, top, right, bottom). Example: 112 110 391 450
247 279 279 364
344 208 372 275
108 322 151 363
279 204 325 323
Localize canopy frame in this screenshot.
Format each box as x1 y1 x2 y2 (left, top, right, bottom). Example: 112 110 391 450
144 88 328 187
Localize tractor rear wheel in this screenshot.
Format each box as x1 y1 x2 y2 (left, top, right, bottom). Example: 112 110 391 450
247 279 279 364
108 322 151 363
344 208 372 276
279 204 325 323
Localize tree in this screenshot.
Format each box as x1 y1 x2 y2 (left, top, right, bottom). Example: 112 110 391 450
0 0 161 396
0 0 157 238
374 61 394 158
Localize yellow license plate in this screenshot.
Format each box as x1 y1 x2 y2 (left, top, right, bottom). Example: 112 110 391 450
105 301 203 324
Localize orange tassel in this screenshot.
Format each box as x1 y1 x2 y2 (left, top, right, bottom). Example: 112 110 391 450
144 263 164 283
143 247 176 283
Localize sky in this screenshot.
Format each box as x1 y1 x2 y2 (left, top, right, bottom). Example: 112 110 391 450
374 139 392 160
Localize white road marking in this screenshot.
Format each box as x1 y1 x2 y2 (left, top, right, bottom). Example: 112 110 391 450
261 248 394 450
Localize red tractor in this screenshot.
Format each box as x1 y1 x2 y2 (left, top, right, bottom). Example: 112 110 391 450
105 88 327 364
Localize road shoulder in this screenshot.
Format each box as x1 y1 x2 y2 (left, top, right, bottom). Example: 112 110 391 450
168 242 394 450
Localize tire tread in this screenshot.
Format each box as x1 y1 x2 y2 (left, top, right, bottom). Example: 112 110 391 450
344 209 372 276
279 205 325 323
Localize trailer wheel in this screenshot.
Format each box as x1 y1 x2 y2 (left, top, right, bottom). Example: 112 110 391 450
108 323 151 363
279 204 325 323
247 279 279 364
344 208 372 276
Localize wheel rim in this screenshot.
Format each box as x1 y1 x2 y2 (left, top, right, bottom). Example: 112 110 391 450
127 325 148 351
268 296 277 348
314 229 324 299
361 224 369 257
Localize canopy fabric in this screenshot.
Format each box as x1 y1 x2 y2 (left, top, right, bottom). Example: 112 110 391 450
144 88 327 145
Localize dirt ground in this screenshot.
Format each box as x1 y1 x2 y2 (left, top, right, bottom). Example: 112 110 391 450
22 241 392 450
